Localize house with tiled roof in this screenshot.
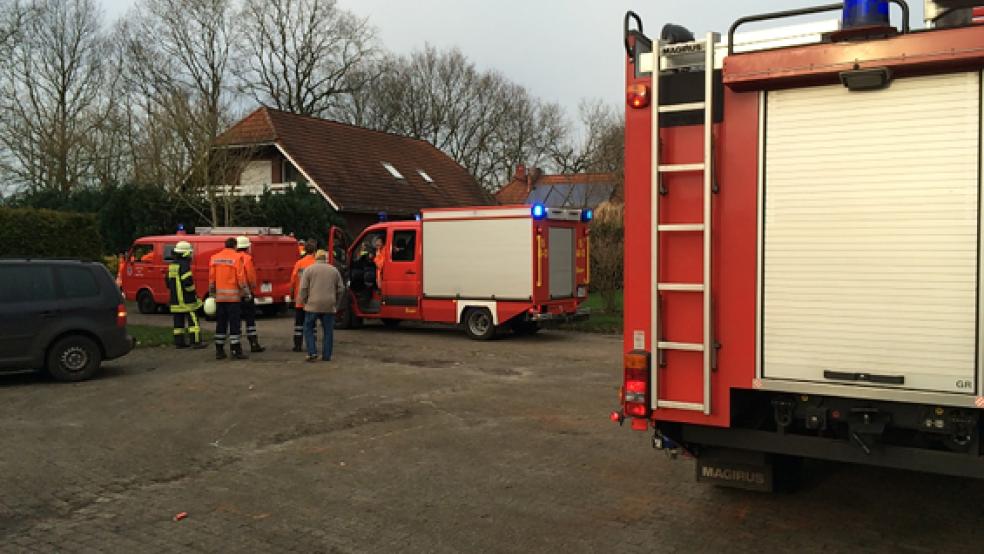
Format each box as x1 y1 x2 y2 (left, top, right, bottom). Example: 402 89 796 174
214 107 493 233
495 166 620 209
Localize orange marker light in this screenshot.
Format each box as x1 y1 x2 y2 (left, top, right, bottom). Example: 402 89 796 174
624 352 649 370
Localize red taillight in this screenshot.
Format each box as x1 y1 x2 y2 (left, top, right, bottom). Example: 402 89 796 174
116 303 127 327
626 83 650 109
623 362 650 418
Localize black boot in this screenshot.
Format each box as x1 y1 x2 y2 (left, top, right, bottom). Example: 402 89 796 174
174 334 189 349
215 344 227 360
248 336 266 353
292 336 303 352
230 342 247 360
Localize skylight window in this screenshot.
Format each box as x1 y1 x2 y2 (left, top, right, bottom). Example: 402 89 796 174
417 169 434 184
381 162 404 180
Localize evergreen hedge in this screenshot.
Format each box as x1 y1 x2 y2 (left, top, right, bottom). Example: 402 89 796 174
0 207 103 260
4 183 343 256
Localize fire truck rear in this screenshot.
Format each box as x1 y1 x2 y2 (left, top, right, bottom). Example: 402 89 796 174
615 1 984 489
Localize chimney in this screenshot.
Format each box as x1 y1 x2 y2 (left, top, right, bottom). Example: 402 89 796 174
514 164 526 181
527 167 543 193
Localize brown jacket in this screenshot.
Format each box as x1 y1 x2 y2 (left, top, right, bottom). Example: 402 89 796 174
299 261 346 314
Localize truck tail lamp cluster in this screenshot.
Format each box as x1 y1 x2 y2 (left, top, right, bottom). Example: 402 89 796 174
626 84 650 109
623 351 651 418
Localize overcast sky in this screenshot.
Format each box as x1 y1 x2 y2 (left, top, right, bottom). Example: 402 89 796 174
100 0 925 119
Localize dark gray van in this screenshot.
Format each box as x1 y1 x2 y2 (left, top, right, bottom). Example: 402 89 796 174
0 260 134 381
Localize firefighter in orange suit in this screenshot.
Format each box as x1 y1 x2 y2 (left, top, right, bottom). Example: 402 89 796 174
289 239 318 351
209 237 249 360
372 236 386 295
235 236 266 353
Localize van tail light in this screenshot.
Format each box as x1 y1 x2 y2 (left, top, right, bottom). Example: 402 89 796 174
626 83 650 109
116 303 127 328
623 351 651 419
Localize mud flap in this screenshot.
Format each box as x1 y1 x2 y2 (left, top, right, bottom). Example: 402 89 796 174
695 448 774 492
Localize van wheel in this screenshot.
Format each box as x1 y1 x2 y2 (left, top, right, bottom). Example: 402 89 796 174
46 335 101 382
136 290 157 314
464 308 496 341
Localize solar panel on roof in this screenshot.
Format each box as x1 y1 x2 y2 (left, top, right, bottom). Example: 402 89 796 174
584 184 615 208
568 184 591 208
527 185 553 204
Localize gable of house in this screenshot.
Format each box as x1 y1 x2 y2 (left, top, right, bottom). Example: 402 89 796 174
215 107 493 216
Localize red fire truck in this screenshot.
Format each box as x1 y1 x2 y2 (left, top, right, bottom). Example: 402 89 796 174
332 205 591 339
614 2 984 488
120 227 298 315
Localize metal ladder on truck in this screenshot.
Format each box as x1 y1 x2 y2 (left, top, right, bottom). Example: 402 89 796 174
650 33 719 416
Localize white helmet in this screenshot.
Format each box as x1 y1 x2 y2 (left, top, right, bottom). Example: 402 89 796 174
235 235 251 250
203 297 217 316
173 241 193 256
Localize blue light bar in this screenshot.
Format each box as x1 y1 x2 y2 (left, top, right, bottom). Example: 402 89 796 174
378 211 388 222
581 209 594 223
842 0 889 29
176 223 185 232
531 204 547 220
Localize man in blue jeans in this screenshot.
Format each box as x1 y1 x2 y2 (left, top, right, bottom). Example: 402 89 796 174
298 250 347 362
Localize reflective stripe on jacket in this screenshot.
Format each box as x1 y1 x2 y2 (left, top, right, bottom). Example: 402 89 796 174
209 248 248 303
167 257 201 313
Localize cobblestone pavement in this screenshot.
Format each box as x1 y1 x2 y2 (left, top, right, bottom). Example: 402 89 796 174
2 313 984 553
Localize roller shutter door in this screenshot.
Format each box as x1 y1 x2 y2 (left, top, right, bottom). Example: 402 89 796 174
761 71 982 394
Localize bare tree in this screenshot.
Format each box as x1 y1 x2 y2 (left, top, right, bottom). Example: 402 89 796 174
550 99 624 176
0 0 113 191
339 45 566 192
235 0 375 118
122 0 239 224
0 0 26 53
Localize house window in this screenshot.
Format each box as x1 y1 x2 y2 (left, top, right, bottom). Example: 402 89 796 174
282 159 302 183
381 162 404 180
417 169 434 184
240 160 272 189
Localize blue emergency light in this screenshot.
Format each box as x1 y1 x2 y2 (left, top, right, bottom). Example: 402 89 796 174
378 211 388 222
581 209 594 223
531 204 547 220
176 223 185 232
842 0 889 29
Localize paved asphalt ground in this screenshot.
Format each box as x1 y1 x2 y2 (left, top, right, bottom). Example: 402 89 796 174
3 311 984 553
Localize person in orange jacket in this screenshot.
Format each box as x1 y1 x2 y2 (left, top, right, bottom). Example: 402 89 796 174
372 236 386 295
209 237 249 360
289 239 318 352
235 236 266 353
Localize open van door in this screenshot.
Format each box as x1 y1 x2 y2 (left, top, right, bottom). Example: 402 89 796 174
327 226 349 267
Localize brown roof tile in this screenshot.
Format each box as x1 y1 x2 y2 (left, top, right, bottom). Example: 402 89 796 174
215 107 492 215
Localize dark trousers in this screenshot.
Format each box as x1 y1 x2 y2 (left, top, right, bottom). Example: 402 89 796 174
304 312 335 360
172 311 201 342
293 307 305 341
215 302 241 347
241 298 257 338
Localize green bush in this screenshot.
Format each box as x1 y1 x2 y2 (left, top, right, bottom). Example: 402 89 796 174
5 182 344 254
0 207 103 260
